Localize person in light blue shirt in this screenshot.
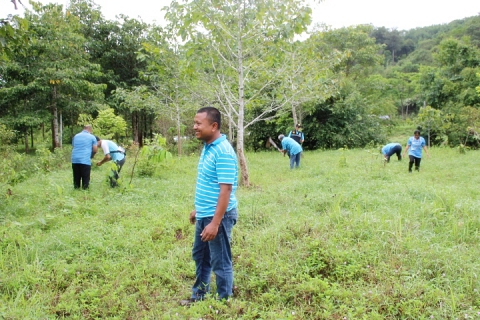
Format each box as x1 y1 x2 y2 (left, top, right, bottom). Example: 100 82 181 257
403 130 430 172
278 134 303 169
288 124 304 144
71 125 98 189
181 106 238 306
96 137 126 187
381 142 402 162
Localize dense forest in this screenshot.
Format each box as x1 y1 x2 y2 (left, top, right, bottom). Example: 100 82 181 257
1 0 480 184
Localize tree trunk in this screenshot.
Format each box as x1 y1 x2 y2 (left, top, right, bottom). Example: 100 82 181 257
51 85 60 149
133 112 139 145
292 102 298 127
176 105 182 156
24 130 29 153
236 5 250 187
228 116 233 143
59 110 63 148
30 126 34 149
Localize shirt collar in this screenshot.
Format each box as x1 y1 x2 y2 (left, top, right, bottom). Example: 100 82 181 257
205 134 227 146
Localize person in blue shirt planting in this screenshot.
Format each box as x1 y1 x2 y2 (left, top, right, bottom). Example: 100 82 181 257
181 106 238 306
95 137 126 187
402 130 430 173
381 142 402 163
278 134 303 169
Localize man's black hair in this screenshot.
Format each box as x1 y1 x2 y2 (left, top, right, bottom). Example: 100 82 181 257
197 107 221 130
95 135 100 141
414 130 421 135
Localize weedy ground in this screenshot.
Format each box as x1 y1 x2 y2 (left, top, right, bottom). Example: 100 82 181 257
1 145 480 319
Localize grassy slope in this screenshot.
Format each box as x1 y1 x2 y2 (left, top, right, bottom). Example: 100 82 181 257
1 146 480 319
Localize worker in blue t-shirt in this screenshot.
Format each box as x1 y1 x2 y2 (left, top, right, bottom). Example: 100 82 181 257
288 124 304 145
278 134 303 169
71 125 98 189
381 142 402 162
402 130 430 173
96 137 126 187
180 107 238 306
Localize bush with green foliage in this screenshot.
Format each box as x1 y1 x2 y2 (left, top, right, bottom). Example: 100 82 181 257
303 94 386 149
136 134 172 177
93 108 128 141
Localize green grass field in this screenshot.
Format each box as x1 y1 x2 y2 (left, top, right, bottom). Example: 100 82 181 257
1 146 480 319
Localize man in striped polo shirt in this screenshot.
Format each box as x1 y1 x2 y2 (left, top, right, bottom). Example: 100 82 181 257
182 107 238 305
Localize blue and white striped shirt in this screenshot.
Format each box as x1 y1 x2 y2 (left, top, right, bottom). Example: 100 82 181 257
195 134 238 219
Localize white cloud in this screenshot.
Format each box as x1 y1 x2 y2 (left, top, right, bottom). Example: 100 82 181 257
2 0 479 30
312 0 480 30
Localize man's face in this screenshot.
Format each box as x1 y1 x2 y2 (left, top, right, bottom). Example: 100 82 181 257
194 112 216 143
97 140 102 147
414 133 420 139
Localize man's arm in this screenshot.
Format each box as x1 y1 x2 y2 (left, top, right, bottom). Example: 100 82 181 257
97 154 111 166
189 209 196 225
200 183 232 242
402 145 410 157
423 146 430 158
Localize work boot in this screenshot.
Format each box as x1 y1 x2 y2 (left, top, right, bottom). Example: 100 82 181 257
179 298 198 306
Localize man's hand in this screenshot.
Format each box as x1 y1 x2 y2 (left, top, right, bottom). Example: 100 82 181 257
189 210 196 225
96 162 102 167
200 222 219 242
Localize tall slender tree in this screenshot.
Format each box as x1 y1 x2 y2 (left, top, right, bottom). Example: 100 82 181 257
164 0 315 186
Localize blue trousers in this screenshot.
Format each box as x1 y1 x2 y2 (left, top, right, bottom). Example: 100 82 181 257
191 208 237 300
289 152 301 169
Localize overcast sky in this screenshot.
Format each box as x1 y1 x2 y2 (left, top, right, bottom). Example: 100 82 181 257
3 0 480 31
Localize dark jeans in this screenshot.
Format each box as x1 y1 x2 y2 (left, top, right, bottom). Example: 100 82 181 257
289 152 301 169
72 164 91 189
386 145 402 162
191 208 238 300
408 155 422 172
109 157 126 187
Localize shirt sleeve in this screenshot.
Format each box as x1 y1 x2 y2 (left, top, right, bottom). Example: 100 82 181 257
101 143 110 154
216 152 236 185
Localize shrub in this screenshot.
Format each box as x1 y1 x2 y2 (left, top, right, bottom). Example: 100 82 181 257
135 134 172 177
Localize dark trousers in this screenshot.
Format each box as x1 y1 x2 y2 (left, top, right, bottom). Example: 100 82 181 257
408 155 422 172
386 145 402 162
72 164 91 189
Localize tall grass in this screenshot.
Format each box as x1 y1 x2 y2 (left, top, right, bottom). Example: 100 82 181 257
1 146 480 319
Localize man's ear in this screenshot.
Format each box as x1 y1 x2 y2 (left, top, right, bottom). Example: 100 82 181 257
211 122 219 131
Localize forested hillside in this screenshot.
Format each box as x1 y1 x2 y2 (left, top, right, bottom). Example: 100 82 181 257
1 1 479 164
367 15 480 147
